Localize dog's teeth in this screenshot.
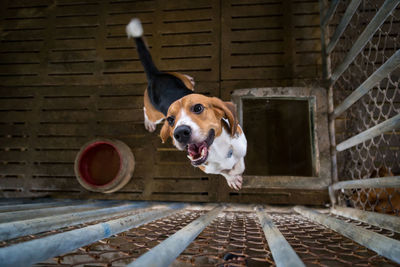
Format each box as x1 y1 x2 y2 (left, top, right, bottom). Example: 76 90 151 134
187 155 194 161
201 148 206 157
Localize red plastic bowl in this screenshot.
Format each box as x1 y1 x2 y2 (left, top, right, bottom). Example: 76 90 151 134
74 139 135 193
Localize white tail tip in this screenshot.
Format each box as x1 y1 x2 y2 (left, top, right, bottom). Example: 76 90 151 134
126 18 143 38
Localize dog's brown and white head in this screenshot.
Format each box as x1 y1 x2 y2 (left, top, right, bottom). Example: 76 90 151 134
160 94 238 166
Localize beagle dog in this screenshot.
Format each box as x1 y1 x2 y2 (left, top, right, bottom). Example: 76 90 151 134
126 18 247 190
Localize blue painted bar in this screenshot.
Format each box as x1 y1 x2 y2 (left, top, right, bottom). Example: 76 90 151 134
0 204 184 267
0 199 79 212
294 206 400 264
0 202 150 241
256 208 305 267
128 206 223 267
0 200 119 223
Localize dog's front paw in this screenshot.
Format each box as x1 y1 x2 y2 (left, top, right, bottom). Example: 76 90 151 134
144 119 156 132
226 175 242 190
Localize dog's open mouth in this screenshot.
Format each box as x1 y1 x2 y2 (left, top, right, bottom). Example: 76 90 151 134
186 129 215 166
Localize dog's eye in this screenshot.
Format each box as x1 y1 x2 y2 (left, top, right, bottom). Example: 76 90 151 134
167 116 175 126
192 104 204 114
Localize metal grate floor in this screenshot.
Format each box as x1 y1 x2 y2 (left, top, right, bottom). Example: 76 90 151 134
0 200 398 266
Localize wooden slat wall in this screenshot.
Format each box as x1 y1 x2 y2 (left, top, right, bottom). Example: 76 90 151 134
0 0 326 204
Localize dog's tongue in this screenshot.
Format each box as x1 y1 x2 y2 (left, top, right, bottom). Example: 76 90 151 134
188 142 207 159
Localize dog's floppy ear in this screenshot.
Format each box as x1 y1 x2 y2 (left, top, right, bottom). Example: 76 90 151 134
210 97 238 137
160 120 171 143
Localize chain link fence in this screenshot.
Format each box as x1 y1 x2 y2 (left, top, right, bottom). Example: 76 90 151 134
329 0 400 215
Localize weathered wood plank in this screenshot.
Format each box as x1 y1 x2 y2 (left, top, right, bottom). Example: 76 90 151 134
54 5 100 16
54 16 99 27
154 164 207 177
53 27 97 39
32 164 75 176
52 39 97 50
227 29 283 41
97 109 144 122
107 1 155 13
228 41 284 54
103 61 143 72
0 41 44 52
39 111 94 122
162 8 213 21
0 151 30 161
2 18 47 30
0 98 33 110
221 67 286 80
160 34 215 46
162 0 212 10
49 50 97 62
0 53 41 64
6 7 48 19
33 137 88 148
48 62 96 74
230 16 282 29
0 137 29 148
152 179 210 193
292 2 320 14
0 112 32 122
228 5 282 17
227 54 285 66
159 21 215 34
1 30 45 41
8 0 53 6
149 193 209 202
105 13 154 25
158 58 213 70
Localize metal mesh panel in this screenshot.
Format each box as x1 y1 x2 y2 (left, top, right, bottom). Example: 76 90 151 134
176 211 274 266
0 207 397 266
35 210 205 266
329 1 400 215
271 213 397 266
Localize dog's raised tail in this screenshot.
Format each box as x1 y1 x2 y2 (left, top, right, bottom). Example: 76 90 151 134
126 18 143 38
126 18 159 80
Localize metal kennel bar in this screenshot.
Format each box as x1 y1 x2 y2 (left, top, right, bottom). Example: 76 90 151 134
0 199 78 212
0 201 398 266
0 201 150 241
331 176 400 190
336 113 400 151
329 177 400 232
329 0 399 83
256 207 305 267
326 0 361 54
320 0 400 215
331 206 400 233
321 0 340 28
294 206 400 264
0 203 184 267
0 199 120 223
333 49 400 118
128 205 223 267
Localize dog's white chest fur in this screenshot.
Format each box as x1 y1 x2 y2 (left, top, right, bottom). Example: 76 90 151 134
202 126 247 176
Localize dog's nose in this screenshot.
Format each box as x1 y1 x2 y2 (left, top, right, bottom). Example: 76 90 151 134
174 125 191 144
